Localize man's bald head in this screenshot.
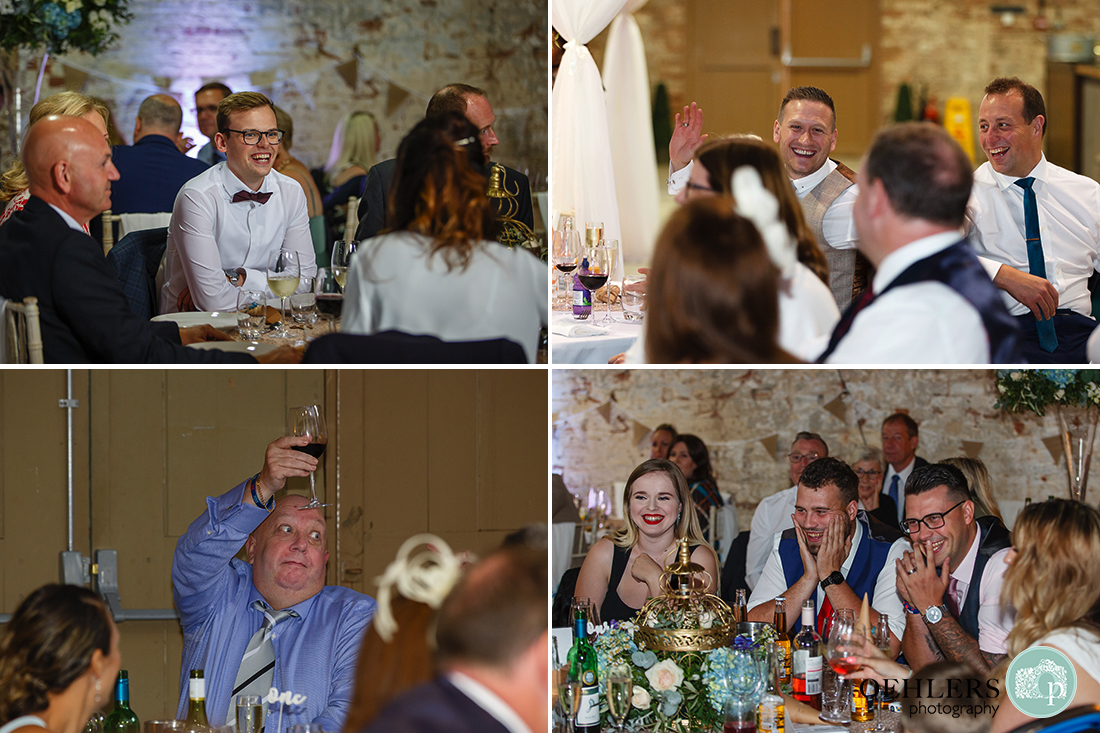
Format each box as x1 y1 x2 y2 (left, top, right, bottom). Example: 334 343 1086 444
23 115 118 225
134 94 183 141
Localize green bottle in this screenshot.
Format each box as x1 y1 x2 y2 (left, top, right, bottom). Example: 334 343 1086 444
567 607 600 733
104 671 139 733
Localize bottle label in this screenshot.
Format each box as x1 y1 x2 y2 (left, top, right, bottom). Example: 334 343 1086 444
793 649 807 676
573 288 590 307
759 702 785 733
576 685 600 726
805 656 822 694
190 677 205 698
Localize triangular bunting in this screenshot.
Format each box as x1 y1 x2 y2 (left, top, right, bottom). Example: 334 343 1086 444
1042 435 1064 464
336 58 358 90
760 434 779 462
633 420 650 447
596 402 612 423
387 81 411 116
961 441 983 458
250 69 276 88
62 65 89 91
152 76 171 90
823 395 846 422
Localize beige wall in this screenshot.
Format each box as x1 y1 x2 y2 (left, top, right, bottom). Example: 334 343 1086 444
0 369 547 721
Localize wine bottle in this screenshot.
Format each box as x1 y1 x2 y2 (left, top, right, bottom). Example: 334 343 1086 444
572 256 592 320
773 597 791 684
567 605 600 733
104 671 140 733
732 588 747 624
758 643 785 733
185 669 209 727
792 601 822 710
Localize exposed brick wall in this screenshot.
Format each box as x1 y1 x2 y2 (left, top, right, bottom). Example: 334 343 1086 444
553 369 1093 531
0 0 547 180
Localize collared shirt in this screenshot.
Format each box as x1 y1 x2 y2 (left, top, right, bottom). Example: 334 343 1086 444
745 485 798 591
161 162 316 313
825 231 988 365
446 672 532 733
47 203 85 233
884 456 920 524
748 518 909 641
172 481 376 731
949 524 1014 654
968 154 1100 317
197 141 227 166
668 159 859 251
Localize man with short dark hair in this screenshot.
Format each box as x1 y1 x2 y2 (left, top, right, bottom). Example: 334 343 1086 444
354 83 533 240
110 94 210 214
819 122 1021 363
364 545 547 733
747 457 907 653
194 82 232 165
896 463 1013 675
881 414 928 523
668 87 864 309
745 431 829 590
968 76 1100 363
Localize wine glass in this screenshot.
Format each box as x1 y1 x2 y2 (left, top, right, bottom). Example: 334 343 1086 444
553 223 580 304
331 239 358 293
822 609 857 724
557 680 581 733
578 245 609 325
266 249 300 338
597 239 619 325
287 405 329 509
606 665 633 732
872 615 894 732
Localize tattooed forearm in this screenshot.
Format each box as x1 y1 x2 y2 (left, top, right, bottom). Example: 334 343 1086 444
928 616 989 673
982 651 1007 670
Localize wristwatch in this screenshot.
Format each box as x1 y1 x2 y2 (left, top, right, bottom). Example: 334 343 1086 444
922 604 949 624
820 570 845 590
225 268 242 286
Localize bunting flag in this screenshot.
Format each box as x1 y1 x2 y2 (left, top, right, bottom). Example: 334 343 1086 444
596 402 612 424
823 395 847 422
759 434 779 462
386 81 411 116
632 420 651 448
961 441 983 458
152 75 171 90
336 58 358 90
250 69 277 88
1042 435 1064 464
62 65 88 91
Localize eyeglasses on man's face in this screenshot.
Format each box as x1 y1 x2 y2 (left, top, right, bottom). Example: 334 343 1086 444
788 452 821 464
854 469 882 479
224 128 284 145
901 500 966 535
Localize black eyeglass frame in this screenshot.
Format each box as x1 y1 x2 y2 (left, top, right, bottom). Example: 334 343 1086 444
223 128 284 145
901 499 967 535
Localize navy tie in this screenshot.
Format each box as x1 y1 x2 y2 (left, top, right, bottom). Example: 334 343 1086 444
889 474 900 509
1013 177 1057 353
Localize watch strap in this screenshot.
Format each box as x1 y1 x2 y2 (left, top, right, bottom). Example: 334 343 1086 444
820 570 845 590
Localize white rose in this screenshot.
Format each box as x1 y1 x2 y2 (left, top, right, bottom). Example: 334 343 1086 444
63 0 81 12
645 659 685 692
631 686 652 709
699 610 713 629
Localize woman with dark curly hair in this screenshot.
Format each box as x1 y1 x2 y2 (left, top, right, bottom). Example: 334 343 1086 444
340 111 547 362
668 434 725 538
0 584 120 733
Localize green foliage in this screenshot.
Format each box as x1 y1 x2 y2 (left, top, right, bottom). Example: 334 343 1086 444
0 0 133 56
994 370 1100 417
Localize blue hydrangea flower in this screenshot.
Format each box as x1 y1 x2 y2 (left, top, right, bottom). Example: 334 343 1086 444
632 650 658 669
1045 370 1078 389
39 3 82 39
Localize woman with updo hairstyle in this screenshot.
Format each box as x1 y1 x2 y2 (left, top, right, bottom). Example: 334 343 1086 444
0 584 121 733
668 434 725 537
989 499 1100 733
341 111 547 362
575 459 719 624
646 197 795 363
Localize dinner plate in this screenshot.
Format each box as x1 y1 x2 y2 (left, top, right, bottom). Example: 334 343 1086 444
152 310 239 330
186 341 278 356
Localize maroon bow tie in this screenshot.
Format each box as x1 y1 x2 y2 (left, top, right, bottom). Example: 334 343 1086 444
232 190 272 204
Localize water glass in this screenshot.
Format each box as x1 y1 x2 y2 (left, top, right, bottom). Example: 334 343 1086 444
235 694 262 733
290 278 317 325
621 275 645 321
236 289 267 339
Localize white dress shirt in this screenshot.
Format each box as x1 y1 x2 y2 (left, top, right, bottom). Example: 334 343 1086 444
780 262 840 361
447 671 532 733
949 524 1014 655
341 231 548 363
825 231 988 364
748 517 908 641
745 485 798 590
883 456 919 523
968 154 1100 317
668 159 859 251
161 163 316 313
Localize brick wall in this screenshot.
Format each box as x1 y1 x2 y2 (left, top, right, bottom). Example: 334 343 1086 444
0 0 547 180
553 369 1094 531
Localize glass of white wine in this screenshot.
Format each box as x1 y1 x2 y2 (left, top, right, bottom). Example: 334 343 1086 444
557 679 581 733
266 249 300 338
331 239 358 293
234 695 262 733
606 666 633 732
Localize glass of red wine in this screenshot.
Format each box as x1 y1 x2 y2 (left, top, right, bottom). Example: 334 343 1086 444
288 405 329 509
822 609 857 724
577 245 609 322
314 268 343 320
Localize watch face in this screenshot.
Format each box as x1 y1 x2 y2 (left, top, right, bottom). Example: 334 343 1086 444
925 605 943 624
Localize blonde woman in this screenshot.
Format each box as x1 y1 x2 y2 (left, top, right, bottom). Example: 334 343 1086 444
575 459 719 624
990 500 1100 733
0 92 110 231
942 456 1003 521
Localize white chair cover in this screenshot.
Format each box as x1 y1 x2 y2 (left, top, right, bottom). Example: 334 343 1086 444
117 212 172 240
552 521 577 593
603 0 660 267
717 497 739 565
552 0 629 278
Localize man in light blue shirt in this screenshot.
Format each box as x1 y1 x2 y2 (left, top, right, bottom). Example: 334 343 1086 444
172 436 376 731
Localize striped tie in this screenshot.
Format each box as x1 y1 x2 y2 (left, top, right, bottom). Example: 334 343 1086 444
229 601 298 726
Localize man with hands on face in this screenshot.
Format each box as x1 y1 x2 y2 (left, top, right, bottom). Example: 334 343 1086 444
896 464 1013 675
173 436 376 731
747 457 907 657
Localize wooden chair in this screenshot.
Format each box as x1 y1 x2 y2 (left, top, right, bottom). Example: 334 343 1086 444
3 296 44 364
101 209 122 256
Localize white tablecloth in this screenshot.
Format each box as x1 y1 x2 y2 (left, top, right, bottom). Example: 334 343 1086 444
550 310 642 364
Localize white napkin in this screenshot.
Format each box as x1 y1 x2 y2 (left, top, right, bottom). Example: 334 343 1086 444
552 323 611 338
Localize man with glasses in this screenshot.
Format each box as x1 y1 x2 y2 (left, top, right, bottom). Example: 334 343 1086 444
881 414 928 525
747 457 907 651
745 431 829 590
896 464 1013 674
161 91 316 313
193 82 231 165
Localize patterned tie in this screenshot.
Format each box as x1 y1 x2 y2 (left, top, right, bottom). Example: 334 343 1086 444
945 576 961 618
232 190 273 205
229 601 299 724
1013 177 1058 353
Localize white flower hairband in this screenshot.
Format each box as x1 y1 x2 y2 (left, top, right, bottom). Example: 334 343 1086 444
372 533 468 643
730 166 798 280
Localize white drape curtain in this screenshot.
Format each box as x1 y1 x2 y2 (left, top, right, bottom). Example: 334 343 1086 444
602 0 659 267
552 0 629 278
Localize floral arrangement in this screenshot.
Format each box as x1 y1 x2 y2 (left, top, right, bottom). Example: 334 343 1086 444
994 369 1100 417
590 621 769 732
0 0 132 55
